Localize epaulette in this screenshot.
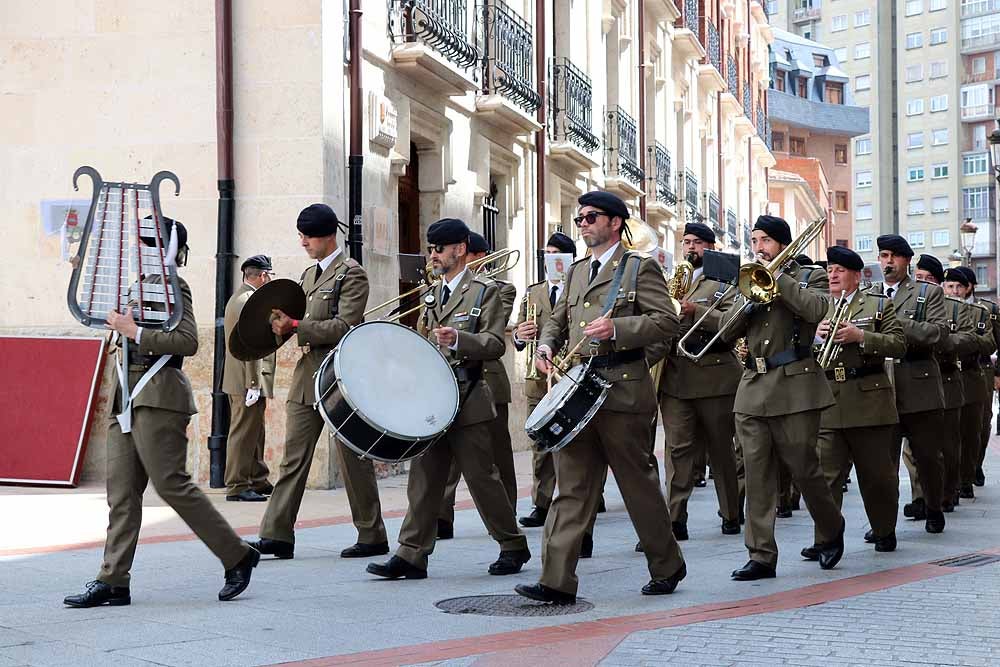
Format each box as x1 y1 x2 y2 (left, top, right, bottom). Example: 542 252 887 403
945 295 965 305
570 255 590 267
342 257 362 270
861 285 888 298
527 279 547 289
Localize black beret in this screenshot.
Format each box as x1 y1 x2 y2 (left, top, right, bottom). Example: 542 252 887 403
753 215 792 245
944 268 970 287
240 254 273 272
916 254 944 283
957 266 977 285
794 254 814 266
683 222 716 244
876 234 913 258
826 246 863 271
578 190 630 220
141 215 187 250
427 218 471 246
467 232 490 254
297 204 340 237
546 232 576 256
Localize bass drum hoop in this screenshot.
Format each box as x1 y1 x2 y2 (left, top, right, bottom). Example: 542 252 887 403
527 364 611 454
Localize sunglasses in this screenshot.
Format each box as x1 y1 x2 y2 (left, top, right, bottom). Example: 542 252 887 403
572 211 609 228
426 244 450 255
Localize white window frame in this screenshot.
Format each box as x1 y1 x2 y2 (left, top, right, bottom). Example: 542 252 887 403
834 47 848 63
930 61 948 78
856 74 872 91
908 131 924 149
854 42 871 60
932 128 949 146
931 162 949 179
856 204 874 221
907 166 925 182
963 153 988 176
832 14 848 32
856 138 872 156
908 199 927 216
932 229 949 247
972 57 987 75
856 235 874 252
906 98 925 115
856 170 874 188
909 231 926 248
855 9 871 26
906 64 923 82
930 28 947 45
931 195 949 213
930 94 948 112
905 0 923 15
929 0 946 10
906 32 924 49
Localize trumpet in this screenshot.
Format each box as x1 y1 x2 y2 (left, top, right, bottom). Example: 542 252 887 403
524 298 541 380
677 216 827 362
817 290 849 369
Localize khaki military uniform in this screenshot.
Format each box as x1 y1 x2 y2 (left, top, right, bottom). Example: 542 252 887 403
99 278 250 586
537 244 684 595
222 282 275 495
958 300 995 487
258 252 386 546
725 262 842 569
816 290 905 542
647 272 741 527
439 280 518 523
395 270 527 569
977 298 1000 471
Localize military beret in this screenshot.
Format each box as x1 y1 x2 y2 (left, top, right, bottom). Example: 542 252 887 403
467 232 490 254
683 222 716 244
140 215 187 250
876 234 913 258
944 267 970 287
578 190 630 220
794 254 814 266
916 254 944 284
826 245 863 271
427 218 471 246
240 254 273 272
957 266 977 285
546 231 576 256
297 204 340 237
753 215 792 245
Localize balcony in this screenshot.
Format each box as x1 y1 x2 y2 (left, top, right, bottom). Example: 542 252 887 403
474 1 543 135
734 79 756 138
604 107 645 198
962 30 1000 54
680 169 705 222
674 0 706 62
962 0 1000 19
961 104 1000 121
964 68 1000 84
743 220 754 259
726 208 739 249
792 6 822 24
707 191 722 237
698 18 726 93
646 142 677 222
388 0 480 95
548 57 600 172
720 54 742 117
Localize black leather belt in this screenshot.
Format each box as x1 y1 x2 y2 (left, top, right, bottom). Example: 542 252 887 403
744 346 813 374
960 356 982 370
980 356 993 367
587 349 644 368
128 355 183 371
825 365 884 383
939 361 960 374
904 350 933 362
454 365 483 385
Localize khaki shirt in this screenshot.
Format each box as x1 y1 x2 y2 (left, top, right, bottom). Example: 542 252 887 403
958 300 995 404
481 280 516 405
515 280 557 401
937 297 968 410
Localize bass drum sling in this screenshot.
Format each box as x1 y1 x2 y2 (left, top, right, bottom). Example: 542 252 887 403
314 321 459 462
524 362 611 453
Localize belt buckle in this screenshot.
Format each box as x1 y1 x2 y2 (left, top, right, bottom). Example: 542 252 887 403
301 344 311 355
834 367 847 383
754 358 767 374
957 360 963 371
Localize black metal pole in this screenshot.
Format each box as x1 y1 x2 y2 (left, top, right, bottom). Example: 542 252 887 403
348 0 364 263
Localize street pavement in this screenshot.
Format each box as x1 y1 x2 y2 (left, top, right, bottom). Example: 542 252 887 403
2 425 1000 667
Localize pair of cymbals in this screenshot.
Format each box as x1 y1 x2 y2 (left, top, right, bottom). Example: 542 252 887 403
229 279 306 361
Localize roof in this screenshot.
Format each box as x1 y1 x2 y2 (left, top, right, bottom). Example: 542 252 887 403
767 89 870 137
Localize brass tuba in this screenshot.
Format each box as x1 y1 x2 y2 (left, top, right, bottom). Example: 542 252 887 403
668 259 694 299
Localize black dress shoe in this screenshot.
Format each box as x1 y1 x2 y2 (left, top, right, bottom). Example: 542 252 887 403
776 505 793 519
249 538 294 559
694 478 707 488
791 495 802 510
818 519 846 570
489 548 531 575
219 547 260 601
519 506 548 528
874 533 897 552
672 521 689 541
903 498 927 520
436 519 454 540
721 518 741 535
642 563 686 595
863 529 875 543
597 496 607 513
366 555 427 580
579 533 593 559
925 510 945 534
254 481 274 496
975 466 986 487
64 580 130 608
514 583 576 605
942 498 955 513
841 481 849 493
800 545 819 561
340 541 390 558
959 484 975 499
226 489 267 502
731 560 776 581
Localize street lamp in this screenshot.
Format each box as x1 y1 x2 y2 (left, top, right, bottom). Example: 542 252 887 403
988 128 1000 297
960 219 978 267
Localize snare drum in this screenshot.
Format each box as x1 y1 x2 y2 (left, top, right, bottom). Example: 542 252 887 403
524 363 611 453
314 321 459 462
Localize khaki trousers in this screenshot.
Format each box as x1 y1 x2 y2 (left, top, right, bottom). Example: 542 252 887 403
735 410 842 569
961 400 989 486
893 410 946 511
224 395 270 495
905 407 961 501
660 393 740 524
99 407 248 587
979 386 994 469
438 403 517 524
540 409 685 595
259 401 386 544
397 420 526 569
527 397 556 510
817 425 898 539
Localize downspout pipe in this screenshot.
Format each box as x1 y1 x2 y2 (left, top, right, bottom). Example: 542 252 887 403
535 0 546 280
638 0 647 222
348 0 364 262
208 0 235 488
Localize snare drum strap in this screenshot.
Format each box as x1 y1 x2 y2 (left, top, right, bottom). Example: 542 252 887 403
329 269 348 316
600 251 638 317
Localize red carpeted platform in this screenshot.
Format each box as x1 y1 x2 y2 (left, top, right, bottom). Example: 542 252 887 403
0 336 106 486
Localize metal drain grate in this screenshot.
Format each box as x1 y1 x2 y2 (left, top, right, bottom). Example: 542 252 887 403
435 594 594 617
932 553 1000 568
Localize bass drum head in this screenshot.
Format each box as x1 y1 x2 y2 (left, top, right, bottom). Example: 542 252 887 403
334 321 459 440
525 364 587 430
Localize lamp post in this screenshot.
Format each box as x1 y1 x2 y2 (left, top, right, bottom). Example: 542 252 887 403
960 218 978 268
988 128 1000 297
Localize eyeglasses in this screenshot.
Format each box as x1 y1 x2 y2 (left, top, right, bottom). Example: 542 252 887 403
426 244 449 255
572 211 609 228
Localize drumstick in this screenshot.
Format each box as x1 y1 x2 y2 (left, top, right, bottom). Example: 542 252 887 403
554 306 615 375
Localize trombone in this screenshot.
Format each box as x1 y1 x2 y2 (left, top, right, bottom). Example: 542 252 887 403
676 216 827 362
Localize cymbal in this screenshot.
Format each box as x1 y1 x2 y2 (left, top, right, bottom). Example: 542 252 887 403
230 278 306 361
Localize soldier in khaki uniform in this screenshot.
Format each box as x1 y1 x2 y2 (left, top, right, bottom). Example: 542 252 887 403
976 294 1000 487
515 191 686 605
437 232 517 539
805 246 905 557
870 234 949 533
647 222 741 539
222 254 276 502
726 215 845 581
251 204 388 560
368 218 530 580
65 220 259 607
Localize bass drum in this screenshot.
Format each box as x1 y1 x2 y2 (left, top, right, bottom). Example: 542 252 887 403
524 362 610 453
315 321 459 462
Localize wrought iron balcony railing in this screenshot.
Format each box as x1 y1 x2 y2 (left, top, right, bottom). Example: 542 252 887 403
389 0 479 70
743 80 753 120
681 169 704 221
743 220 753 258
707 192 721 234
756 104 766 140
477 1 541 111
682 0 699 35
648 142 676 205
726 208 738 247
727 54 739 96
549 57 600 152
703 18 721 72
605 107 644 185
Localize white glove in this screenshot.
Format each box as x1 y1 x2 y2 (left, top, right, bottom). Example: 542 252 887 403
245 387 261 407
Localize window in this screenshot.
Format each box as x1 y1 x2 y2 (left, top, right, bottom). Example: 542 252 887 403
908 131 924 149
855 9 871 26
932 229 950 247
834 47 847 63
906 32 924 49
932 162 949 179
905 0 923 15
964 153 989 175
929 0 946 10
836 191 849 211
974 125 988 151
930 94 948 112
856 137 872 155
855 42 871 60
766 0 779 15
977 264 988 286
832 14 848 31
972 57 987 75
908 199 926 215
909 231 926 248
775 74 786 92
857 204 873 220
826 83 844 104
908 166 925 182
835 144 848 164
790 136 806 156
856 170 873 187
906 98 925 115
856 74 871 91
813 54 828 68
930 28 947 45
798 76 809 98
961 84 992 117
965 186 992 216
856 234 874 250
932 196 949 212
932 128 949 145
906 64 923 82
